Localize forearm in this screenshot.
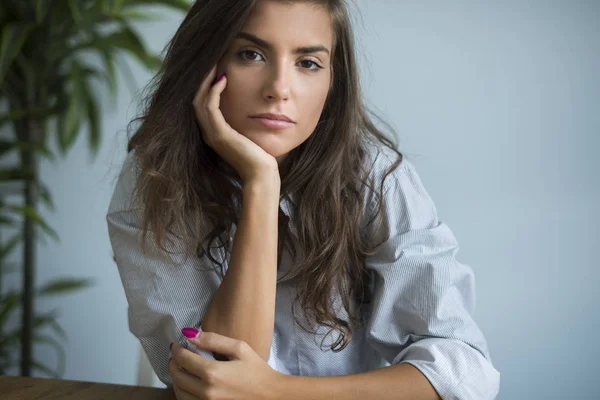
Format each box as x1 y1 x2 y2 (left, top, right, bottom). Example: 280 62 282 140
274 363 441 400
202 178 280 361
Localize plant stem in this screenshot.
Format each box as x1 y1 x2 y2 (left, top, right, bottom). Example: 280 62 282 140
20 118 40 377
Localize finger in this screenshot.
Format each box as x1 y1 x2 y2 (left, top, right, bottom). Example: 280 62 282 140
193 65 218 106
188 330 249 361
205 73 232 134
173 384 202 400
169 359 207 398
171 342 216 382
169 357 188 376
192 66 218 132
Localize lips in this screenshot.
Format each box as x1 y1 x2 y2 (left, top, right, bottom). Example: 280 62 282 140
250 113 295 123
249 116 295 130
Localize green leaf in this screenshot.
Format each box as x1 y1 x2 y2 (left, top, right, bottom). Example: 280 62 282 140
48 319 68 341
67 0 83 25
57 61 87 154
146 54 163 70
32 360 61 379
34 0 52 24
36 135 56 161
114 9 162 22
0 233 21 261
112 0 125 13
92 0 112 14
0 140 50 155
98 47 117 100
0 290 20 327
37 182 55 211
0 324 23 349
0 167 27 181
33 334 66 377
0 140 17 157
55 113 67 156
0 137 55 158
0 331 19 349
86 92 101 155
104 25 161 70
0 214 16 226
66 64 84 151
0 107 56 130
80 65 110 82
32 310 60 331
0 23 34 86
79 78 102 156
0 311 67 349
123 0 191 13
7 205 60 242
37 278 94 297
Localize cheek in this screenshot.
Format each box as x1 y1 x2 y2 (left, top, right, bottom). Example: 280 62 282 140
219 87 244 123
299 89 329 128
219 73 257 120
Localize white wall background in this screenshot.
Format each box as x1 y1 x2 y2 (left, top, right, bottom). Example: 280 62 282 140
4 1 598 399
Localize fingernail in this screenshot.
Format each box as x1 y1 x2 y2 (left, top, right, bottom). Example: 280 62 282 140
216 73 226 82
182 327 199 339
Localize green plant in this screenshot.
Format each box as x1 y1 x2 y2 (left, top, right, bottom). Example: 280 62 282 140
0 0 189 377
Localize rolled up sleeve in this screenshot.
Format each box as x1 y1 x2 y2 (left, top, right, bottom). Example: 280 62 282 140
363 159 500 399
106 150 218 386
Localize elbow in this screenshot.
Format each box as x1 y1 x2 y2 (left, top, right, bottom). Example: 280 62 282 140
260 349 270 362
247 337 272 362
256 342 272 362
253 341 272 363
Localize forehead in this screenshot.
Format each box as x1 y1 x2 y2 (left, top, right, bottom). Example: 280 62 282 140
241 0 334 49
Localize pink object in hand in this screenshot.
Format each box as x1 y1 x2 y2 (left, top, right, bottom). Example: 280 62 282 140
182 327 199 339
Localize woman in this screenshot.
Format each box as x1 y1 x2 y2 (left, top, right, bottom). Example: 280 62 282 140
107 0 500 399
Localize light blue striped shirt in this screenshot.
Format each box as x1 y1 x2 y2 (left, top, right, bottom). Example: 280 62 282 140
107 143 500 399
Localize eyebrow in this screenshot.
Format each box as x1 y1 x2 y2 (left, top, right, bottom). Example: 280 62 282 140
235 32 330 56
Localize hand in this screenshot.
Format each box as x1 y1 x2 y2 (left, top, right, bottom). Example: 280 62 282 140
169 331 284 400
193 65 280 185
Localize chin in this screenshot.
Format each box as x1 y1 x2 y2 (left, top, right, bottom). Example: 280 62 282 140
265 147 289 159
243 131 290 153
264 147 291 162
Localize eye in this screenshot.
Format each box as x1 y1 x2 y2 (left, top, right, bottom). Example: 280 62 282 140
298 60 323 71
238 50 264 62
237 49 323 71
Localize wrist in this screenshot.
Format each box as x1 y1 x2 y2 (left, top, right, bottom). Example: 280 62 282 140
243 176 281 194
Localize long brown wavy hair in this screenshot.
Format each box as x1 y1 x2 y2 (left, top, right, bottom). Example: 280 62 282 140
126 0 403 352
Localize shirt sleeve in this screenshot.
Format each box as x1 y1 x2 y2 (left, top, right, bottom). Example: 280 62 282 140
106 150 218 386
363 158 500 399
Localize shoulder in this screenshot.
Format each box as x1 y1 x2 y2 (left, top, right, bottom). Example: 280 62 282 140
360 139 413 204
360 141 438 233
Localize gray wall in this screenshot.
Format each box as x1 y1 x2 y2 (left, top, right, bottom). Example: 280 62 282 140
6 1 597 399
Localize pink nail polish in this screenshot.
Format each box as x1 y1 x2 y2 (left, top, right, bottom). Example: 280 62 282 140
216 73 226 82
182 327 199 339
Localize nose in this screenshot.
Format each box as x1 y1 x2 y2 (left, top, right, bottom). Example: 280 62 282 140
262 61 291 102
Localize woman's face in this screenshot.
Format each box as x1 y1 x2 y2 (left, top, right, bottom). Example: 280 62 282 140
217 0 333 165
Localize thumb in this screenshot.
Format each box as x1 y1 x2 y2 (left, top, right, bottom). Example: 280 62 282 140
182 328 246 360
